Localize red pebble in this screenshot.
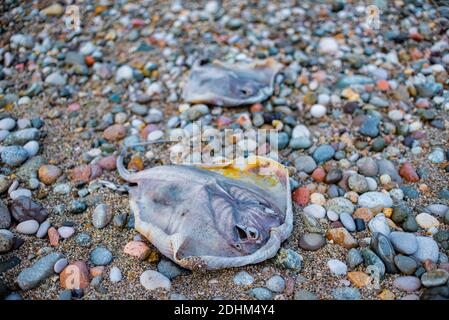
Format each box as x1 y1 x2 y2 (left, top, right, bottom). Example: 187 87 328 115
68 103 80 112
292 186 309 206
399 162 420 182
217 116 232 128
250 103 263 112
69 165 92 183
98 155 117 170
311 167 326 182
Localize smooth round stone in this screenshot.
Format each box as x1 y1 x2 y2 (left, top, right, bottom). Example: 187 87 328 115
426 204 449 217
347 248 363 268
327 259 348 276
392 205 411 224
364 177 378 191
332 287 361 300
368 214 390 236
0 200 11 229
310 104 327 118
421 269 449 287
312 144 335 163
233 271 254 286
303 204 326 219
294 155 317 174
58 226 75 239
23 141 39 157
292 125 311 139
75 233 91 247
340 212 356 232
110 266 122 283
358 192 393 209
394 276 421 292
356 157 378 177
1 146 28 167
416 213 440 229
0 229 14 253
325 197 355 214
319 37 339 54
298 233 326 251
16 219 39 235
0 130 9 141
147 130 164 141
327 210 339 222
266 275 285 293
289 137 312 149
389 232 418 255
36 219 50 238
428 148 445 164
10 188 32 200
412 236 439 263
249 287 273 300
370 232 398 274
90 247 113 266
0 118 16 131
348 174 368 193
54 258 68 274
116 65 133 82
394 255 418 275
157 259 188 279
355 218 365 231
92 204 112 229
140 270 171 291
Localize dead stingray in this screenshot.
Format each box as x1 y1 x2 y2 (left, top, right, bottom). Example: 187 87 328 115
182 58 283 107
117 153 293 270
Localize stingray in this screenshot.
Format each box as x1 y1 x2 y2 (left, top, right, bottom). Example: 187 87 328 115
181 58 283 107
116 149 293 270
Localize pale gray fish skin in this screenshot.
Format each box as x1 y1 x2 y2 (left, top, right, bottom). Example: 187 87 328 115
182 58 283 107
128 165 285 259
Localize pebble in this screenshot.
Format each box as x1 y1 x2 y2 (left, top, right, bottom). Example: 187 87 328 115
389 232 418 255
1 146 28 167
90 247 113 266
109 267 123 283
53 258 68 274
428 148 445 163
312 144 335 163
10 188 32 200
58 226 75 239
124 241 150 260
157 259 188 279
294 289 317 300
393 276 421 292
59 261 90 289
347 248 363 269
275 248 303 271
358 192 393 209
249 288 273 300
266 275 285 293
17 253 63 290
16 220 39 235
327 259 347 276
36 219 50 238
370 232 398 274
0 118 16 131
416 213 440 229
412 236 440 263
0 229 14 253
332 287 361 300
362 248 386 277
340 212 356 232
92 204 112 229
294 155 317 174
140 270 171 291
421 269 449 287
394 255 418 275
233 271 254 286
310 104 327 118
326 227 358 249
298 233 326 251
303 204 326 219
23 141 39 157
325 197 355 214
348 174 368 193
38 165 62 185
368 214 390 236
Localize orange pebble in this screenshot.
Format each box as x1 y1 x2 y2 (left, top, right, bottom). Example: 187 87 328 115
377 79 390 91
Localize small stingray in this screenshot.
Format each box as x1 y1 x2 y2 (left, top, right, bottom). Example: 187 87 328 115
182 58 283 107
117 151 293 270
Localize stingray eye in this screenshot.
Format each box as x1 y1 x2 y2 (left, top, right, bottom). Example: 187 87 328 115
235 225 248 240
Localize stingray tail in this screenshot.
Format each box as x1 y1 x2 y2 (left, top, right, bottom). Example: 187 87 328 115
116 140 173 182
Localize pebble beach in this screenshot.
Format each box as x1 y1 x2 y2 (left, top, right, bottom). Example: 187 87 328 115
1 0 449 301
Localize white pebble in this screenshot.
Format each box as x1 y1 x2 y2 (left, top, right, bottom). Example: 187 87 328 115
319 37 339 54
116 65 133 82
58 226 75 239
327 210 339 222
303 204 326 219
310 104 327 118
110 266 122 283
17 119 31 129
0 118 16 131
140 270 171 291
23 141 39 157
16 220 39 235
327 259 347 276
147 130 164 141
